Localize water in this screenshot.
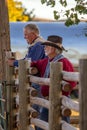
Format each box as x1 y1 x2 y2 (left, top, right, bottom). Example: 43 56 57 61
9 22 87 63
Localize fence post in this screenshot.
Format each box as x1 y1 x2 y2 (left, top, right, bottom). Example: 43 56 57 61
79 58 87 130
49 62 62 130
5 63 14 130
0 0 11 81
18 60 30 130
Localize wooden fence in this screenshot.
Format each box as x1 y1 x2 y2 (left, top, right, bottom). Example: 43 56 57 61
8 60 79 130
18 60 80 130
1 57 87 130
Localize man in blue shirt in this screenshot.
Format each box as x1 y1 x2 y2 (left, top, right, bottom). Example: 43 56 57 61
8 24 46 130
13 23 45 66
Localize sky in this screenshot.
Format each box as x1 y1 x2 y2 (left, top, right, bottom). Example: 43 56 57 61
16 0 77 20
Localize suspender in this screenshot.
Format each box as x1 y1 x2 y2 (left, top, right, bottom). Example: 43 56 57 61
44 54 64 78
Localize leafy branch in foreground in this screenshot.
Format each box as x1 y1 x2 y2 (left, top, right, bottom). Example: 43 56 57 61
41 0 87 26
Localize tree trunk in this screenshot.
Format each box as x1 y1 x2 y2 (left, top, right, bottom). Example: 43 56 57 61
0 0 11 81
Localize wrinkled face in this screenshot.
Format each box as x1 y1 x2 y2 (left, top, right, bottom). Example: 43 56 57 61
24 28 36 45
44 45 56 58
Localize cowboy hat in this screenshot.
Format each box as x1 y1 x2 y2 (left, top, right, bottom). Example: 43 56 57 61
42 35 67 51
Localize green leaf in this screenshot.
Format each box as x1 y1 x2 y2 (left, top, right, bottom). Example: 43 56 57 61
65 18 74 26
59 0 67 7
46 1 55 7
54 10 60 20
65 10 70 17
41 0 47 4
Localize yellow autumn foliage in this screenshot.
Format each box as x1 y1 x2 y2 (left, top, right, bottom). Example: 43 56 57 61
7 0 30 22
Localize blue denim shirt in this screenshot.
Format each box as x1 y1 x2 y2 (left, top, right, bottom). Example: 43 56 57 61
14 42 45 66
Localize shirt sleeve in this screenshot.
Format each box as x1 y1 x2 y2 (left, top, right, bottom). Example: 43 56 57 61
13 60 18 67
59 58 77 96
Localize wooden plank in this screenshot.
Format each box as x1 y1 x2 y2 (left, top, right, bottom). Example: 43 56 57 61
79 59 87 130
62 71 79 82
31 118 49 130
31 118 79 130
30 97 49 109
29 75 73 92
61 120 79 130
13 94 49 109
62 95 79 112
49 62 62 130
19 60 30 130
6 64 15 130
29 75 49 85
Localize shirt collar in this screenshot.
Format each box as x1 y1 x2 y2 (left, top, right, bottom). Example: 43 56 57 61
29 36 45 47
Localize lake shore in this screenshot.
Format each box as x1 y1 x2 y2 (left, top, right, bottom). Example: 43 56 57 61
33 17 87 22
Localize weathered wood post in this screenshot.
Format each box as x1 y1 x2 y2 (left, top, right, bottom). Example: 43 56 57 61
5 52 17 130
79 58 87 130
18 60 31 130
49 62 62 130
0 0 11 81
5 63 14 130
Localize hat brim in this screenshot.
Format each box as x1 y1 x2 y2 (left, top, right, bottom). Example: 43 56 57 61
41 41 67 51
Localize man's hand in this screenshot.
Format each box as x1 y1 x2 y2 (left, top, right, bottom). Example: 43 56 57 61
7 59 15 66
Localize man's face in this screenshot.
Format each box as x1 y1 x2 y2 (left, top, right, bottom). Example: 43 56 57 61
44 45 55 57
24 28 34 45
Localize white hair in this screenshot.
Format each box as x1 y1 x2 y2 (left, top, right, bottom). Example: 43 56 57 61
55 48 62 54
24 23 39 35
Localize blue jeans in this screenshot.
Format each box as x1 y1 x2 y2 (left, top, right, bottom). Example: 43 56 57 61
71 89 78 98
31 83 43 130
32 83 42 98
35 108 48 130
32 83 42 111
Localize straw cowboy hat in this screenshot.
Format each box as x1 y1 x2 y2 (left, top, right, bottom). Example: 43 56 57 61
42 35 67 51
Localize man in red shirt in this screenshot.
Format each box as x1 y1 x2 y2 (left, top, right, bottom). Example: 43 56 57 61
31 35 77 130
